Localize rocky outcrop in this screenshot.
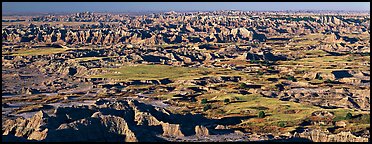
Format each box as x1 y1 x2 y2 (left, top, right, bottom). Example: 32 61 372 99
2 10 370 143
215 125 228 130
3 100 145 142
4 11 367 49
2 99 224 142
293 129 369 142
195 125 209 137
161 123 184 138
2 111 49 140
131 102 162 126
98 115 138 142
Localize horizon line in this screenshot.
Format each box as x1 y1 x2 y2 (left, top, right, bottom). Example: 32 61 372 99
3 9 371 15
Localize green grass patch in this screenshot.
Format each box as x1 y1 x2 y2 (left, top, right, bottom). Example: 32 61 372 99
70 57 104 62
218 93 322 131
11 48 67 56
90 64 246 81
157 94 176 100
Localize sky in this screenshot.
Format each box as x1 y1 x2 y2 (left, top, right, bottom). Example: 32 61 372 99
2 2 370 13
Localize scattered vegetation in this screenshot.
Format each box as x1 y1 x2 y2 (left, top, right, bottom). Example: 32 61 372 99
249 106 269 110
315 74 323 80
286 75 297 82
250 59 259 64
278 121 287 128
201 98 208 104
325 79 333 83
351 114 370 124
257 71 264 75
203 105 212 111
345 112 353 120
223 98 230 104
239 83 248 89
258 111 265 118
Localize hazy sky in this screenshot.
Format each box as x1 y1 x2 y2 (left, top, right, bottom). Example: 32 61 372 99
2 2 370 13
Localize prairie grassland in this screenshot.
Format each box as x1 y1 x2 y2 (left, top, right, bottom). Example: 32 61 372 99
90 64 247 81
10 48 67 56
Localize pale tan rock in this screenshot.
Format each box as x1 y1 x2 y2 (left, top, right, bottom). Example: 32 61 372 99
195 125 209 137
2 111 49 140
295 130 368 142
28 129 48 140
161 122 184 138
335 121 348 128
215 125 228 130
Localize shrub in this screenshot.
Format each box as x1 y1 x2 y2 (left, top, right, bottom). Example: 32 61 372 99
258 111 265 118
224 98 230 104
345 112 353 119
234 97 242 101
315 74 323 80
263 60 270 66
287 76 297 82
357 114 370 124
239 83 248 89
278 121 286 128
203 105 212 111
257 71 264 75
325 79 332 83
250 59 258 64
200 98 208 104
